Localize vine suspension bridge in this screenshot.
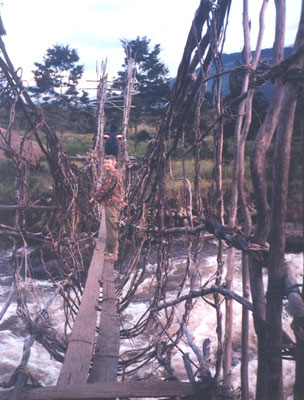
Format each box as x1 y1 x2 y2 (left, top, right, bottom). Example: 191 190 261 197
0 1 304 399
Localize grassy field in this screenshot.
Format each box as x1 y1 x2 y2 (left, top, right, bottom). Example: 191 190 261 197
0 129 302 223
58 131 93 156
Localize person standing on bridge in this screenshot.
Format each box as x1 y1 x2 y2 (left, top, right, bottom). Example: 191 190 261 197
89 155 124 261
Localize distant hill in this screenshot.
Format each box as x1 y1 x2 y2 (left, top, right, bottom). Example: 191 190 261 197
215 46 293 98
169 47 293 99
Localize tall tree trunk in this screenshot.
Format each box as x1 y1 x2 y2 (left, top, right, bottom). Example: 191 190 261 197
291 86 304 400
249 1 286 398
237 1 268 395
302 96 304 291
266 3 304 398
223 0 252 387
213 68 225 384
241 253 250 400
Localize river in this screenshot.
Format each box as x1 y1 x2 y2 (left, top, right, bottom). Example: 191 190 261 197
0 238 302 399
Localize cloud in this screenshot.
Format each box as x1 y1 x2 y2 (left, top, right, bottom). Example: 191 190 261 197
1 0 302 88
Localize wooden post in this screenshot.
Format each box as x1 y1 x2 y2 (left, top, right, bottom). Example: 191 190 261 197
266 5 304 396
237 2 268 396
118 56 136 174
248 0 285 397
241 253 250 400
93 63 107 185
57 212 106 385
223 0 252 387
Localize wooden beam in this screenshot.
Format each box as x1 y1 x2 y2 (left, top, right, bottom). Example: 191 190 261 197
57 211 106 385
0 204 56 210
88 259 119 383
0 381 209 400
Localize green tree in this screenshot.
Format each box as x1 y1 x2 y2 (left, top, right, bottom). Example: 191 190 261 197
30 44 88 105
114 36 171 130
29 44 93 133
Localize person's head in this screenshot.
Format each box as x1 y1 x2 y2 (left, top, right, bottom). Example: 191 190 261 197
110 122 119 132
104 155 116 171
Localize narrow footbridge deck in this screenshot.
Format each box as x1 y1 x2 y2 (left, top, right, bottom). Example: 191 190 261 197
0 209 205 400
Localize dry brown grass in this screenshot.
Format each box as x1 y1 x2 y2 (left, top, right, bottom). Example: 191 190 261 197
0 128 43 165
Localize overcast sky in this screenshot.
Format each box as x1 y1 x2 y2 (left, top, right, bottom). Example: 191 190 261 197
1 0 302 90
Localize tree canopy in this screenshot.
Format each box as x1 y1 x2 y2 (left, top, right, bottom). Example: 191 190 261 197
29 44 94 133
30 44 89 107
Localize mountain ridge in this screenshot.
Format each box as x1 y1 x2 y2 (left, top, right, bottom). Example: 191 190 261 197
216 46 293 98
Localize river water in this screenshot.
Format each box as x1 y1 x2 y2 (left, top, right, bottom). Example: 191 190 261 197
0 238 302 399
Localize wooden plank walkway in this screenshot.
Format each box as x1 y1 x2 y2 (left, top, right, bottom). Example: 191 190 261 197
57 210 107 385
88 256 120 383
57 204 121 387
0 207 211 400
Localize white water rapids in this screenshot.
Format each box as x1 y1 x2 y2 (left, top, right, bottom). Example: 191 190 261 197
0 239 302 399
